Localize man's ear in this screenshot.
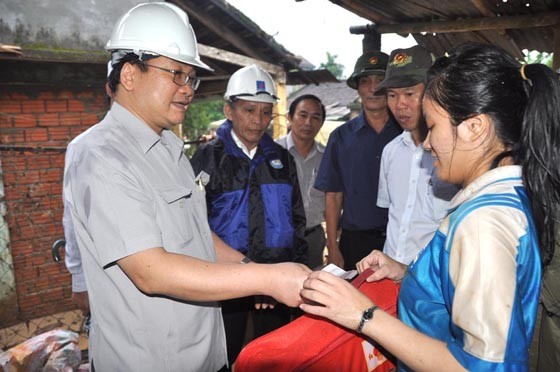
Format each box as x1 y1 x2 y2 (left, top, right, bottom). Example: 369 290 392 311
224 103 233 121
119 62 136 91
457 114 490 143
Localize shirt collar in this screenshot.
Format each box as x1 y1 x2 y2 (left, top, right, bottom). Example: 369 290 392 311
110 102 184 159
286 131 324 156
231 129 257 159
401 131 419 148
352 111 397 134
286 131 296 150
352 111 369 133
110 102 161 154
449 165 523 210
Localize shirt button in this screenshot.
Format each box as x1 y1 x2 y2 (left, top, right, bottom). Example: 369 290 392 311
179 201 184 208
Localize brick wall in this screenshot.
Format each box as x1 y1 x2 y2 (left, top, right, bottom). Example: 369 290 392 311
0 84 108 325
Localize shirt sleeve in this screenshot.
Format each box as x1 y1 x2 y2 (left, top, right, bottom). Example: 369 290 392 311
63 194 87 292
447 206 528 367
68 147 163 267
314 129 342 192
376 146 390 208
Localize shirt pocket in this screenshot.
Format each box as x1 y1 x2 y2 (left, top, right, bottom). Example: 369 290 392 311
157 186 194 252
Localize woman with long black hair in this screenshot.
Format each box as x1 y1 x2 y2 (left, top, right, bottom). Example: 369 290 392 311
300 42 560 371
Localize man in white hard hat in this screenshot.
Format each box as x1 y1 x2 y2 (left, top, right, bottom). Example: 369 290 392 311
63 61 114 326
62 4 310 371
191 64 308 367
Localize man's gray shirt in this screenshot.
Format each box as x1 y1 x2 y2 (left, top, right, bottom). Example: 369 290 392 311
276 132 325 228
64 102 227 371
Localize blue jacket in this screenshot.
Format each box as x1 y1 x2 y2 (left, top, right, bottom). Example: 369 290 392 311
191 121 308 264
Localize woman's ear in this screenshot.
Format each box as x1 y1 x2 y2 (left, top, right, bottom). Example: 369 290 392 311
457 114 490 143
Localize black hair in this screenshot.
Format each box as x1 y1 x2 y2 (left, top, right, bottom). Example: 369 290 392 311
107 52 149 94
425 42 560 266
288 94 326 124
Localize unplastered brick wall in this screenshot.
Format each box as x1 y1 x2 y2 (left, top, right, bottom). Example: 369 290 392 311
0 87 108 324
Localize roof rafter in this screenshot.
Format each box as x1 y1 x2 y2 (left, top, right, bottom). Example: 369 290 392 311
374 11 560 34
172 1 262 61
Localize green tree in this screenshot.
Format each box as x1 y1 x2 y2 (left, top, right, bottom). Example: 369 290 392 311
183 98 224 156
319 52 345 79
523 49 553 67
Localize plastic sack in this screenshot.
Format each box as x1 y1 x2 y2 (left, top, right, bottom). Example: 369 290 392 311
0 329 81 372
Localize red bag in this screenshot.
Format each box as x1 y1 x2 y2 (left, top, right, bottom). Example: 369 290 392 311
235 269 400 371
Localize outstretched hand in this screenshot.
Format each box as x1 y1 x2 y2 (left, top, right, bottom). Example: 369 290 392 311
268 262 312 307
299 270 373 331
356 250 407 283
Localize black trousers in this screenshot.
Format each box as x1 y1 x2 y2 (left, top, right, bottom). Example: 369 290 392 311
222 296 291 368
339 228 386 271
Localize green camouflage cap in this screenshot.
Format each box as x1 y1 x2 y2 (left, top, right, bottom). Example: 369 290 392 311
346 50 389 89
376 45 434 92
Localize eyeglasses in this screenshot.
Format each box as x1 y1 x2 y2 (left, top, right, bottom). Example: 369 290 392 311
141 62 201 90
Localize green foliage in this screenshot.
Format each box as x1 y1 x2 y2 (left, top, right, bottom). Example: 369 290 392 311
183 98 224 156
523 49 553 68
319 52 345 79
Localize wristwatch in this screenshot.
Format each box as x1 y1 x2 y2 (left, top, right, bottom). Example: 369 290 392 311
357 305 379 334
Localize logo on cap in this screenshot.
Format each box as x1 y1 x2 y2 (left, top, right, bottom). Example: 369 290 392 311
391 52 412 67
368 56 378 65
256 80 266 91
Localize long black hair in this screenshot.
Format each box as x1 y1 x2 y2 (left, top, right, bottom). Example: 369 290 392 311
425 42 560 266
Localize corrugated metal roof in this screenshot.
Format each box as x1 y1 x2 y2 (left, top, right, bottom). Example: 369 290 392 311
288 81 358 120
171 0 339 95
328 0 559 61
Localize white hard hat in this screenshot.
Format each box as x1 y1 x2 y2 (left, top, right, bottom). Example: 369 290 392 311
106 2 212 71
224 65 279 104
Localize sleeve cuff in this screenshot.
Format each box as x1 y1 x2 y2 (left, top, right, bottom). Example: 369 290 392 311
71 273 88 292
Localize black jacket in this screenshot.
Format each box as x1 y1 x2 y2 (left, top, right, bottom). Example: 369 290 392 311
191 120 308 264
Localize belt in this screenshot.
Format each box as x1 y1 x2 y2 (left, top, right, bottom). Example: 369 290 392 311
305 224 323 235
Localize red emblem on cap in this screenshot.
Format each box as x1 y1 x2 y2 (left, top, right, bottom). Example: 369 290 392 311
392 53 412 67
368 57 378 65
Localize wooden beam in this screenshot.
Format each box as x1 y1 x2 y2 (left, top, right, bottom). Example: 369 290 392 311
553 26 560 72
329 0 389 24
197 44 285 79
469 0 509 36
172 1 262 61
469 0 495 17
273 71 288 139
375 11 560 34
